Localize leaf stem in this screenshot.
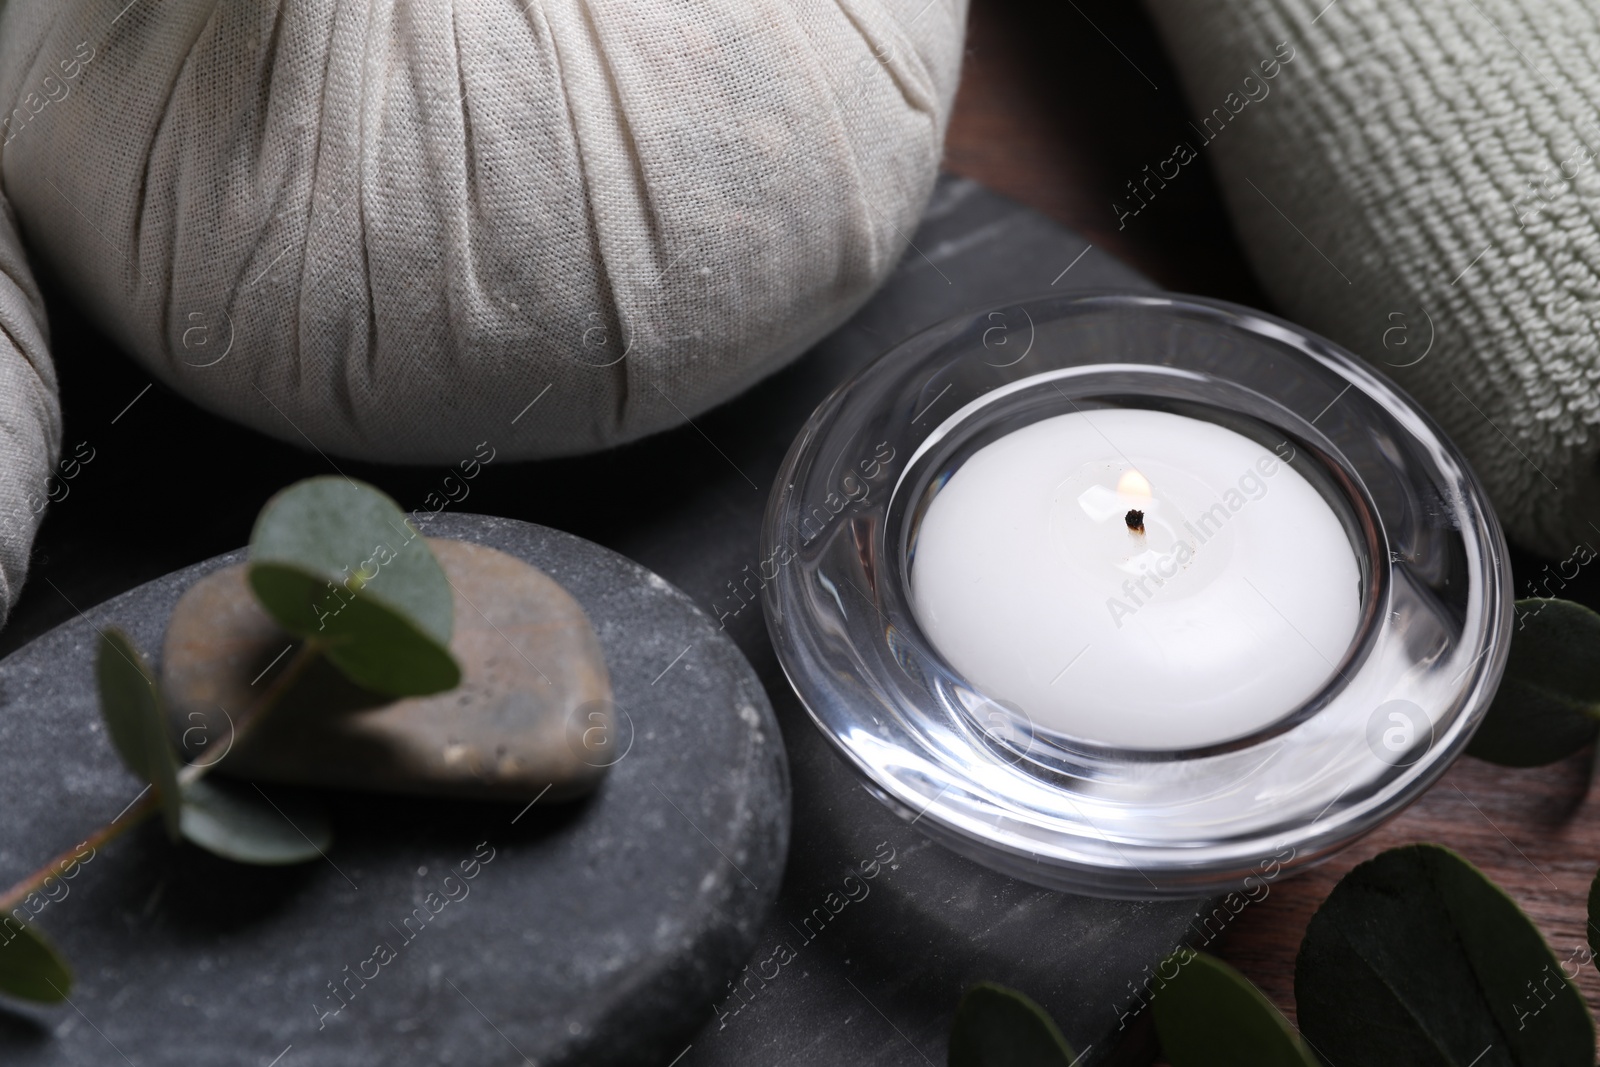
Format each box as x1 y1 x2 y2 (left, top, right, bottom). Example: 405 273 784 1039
177 639 322 785
0 639 323 916
0 791 160 915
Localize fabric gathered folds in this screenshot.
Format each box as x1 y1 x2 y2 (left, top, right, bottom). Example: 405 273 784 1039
0 0 967 622
1144 0 1600 559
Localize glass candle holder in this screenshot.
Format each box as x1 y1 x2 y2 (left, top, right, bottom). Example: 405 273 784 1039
761 292 1511 899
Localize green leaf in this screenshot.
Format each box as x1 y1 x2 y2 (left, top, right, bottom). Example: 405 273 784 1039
1468 599 1600 766
96 629 182 837
248 477 460 697
1152 951 1316 1067
948 982 1077 1067
1296 843 1593 1066
180 778 331 865
0 921 72 1003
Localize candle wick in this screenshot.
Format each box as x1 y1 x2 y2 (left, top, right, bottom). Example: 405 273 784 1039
1125 508 1146 534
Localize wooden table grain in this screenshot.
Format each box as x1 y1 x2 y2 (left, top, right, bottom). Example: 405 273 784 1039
943 0 1600 1058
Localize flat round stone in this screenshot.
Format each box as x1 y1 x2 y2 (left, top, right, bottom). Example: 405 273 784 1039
161 539 614 803
0 514 789 1066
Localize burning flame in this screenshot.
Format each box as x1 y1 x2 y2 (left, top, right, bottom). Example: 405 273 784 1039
1116 468 1152 499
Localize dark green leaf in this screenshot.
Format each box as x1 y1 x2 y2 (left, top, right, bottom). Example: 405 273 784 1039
96 629 182 837
1468 599 1600 766
1153 950 1316 1066
180 778 331 865
948 982 1076 1067
248 477 459 696
1296 843 1593 1066
0 921 72 1003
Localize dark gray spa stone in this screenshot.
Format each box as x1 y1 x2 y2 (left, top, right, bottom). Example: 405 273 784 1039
14 175 1210 1066
0 513 789 1067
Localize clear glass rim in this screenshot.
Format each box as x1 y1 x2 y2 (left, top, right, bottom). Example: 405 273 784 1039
761 291 1512 898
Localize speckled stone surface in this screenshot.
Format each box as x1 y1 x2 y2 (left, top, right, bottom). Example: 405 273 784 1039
0 513 789 1066
161 540 616 803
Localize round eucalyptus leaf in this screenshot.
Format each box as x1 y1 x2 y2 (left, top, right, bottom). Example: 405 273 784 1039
948 982 1077 1067
248 477 459 696
1296 844 1593 1066
1468 599 1600 767
1152 951 1316 1066
96 628 182 837
0 922 72 1003
180 777 332 865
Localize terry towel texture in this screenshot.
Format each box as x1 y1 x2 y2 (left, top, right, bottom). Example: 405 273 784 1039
1145 0 1600 558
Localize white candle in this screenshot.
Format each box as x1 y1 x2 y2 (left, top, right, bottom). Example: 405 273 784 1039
911 409 1362 750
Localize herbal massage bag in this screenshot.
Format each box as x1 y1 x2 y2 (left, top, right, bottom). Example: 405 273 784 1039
0 0 967 617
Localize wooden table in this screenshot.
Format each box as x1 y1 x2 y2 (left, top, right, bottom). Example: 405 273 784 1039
944 0 1600 1057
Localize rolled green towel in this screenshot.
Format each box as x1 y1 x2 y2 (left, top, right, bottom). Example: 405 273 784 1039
1143 0 1600 558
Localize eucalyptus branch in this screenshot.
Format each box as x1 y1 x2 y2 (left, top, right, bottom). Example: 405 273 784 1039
0 640 323 915
0 791 160 916
0 478 464 1003
177 639 322 784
